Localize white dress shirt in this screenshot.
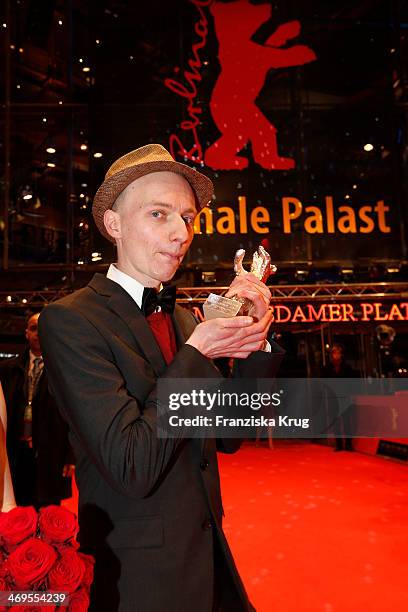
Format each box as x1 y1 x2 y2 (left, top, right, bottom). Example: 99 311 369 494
107 264 163 309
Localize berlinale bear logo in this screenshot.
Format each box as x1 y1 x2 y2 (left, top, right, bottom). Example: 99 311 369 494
205 0 316 170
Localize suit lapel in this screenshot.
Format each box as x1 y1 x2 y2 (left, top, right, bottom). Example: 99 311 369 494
89 274 167 376
89 275 209 454
171 305 195 349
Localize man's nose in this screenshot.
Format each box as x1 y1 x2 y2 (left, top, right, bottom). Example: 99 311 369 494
169 215 189 243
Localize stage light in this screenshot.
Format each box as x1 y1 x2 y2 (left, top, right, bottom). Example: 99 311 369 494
92 252 102 262
295 269 309 283
202 271 216 283
21 185 33 200
93 152 103 158
46 147 56 154
6 296 12 303
58 20 63 25
352 184 357 189
386 266 399 274
82 66 90 73
80 144 88 151
345 194 350 200
42 117 47 123
47 162 56 168
79 193 85 198
363 143 374 152
79 58 83 63
2 23 7 28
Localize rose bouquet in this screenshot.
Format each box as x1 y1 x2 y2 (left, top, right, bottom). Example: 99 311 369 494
0 506 94 611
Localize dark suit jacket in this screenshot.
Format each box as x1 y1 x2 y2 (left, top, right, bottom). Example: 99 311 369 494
39 273 284 612
0 351 72 505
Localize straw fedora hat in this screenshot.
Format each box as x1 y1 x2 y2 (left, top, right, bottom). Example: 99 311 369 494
92 144 214 242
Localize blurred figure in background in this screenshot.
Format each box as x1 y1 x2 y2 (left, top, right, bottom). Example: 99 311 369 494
322 343 356 452
0 311 74 507
323 343 355 379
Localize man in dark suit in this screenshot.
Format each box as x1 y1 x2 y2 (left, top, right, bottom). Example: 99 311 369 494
39 144 284 612
0 312 73 507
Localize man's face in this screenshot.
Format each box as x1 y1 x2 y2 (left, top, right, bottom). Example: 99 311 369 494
105 171 198 287
25 313 41 354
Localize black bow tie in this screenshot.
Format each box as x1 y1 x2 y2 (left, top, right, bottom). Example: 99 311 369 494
141 286 177 317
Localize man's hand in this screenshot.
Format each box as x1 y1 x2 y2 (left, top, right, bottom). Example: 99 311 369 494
225 272 271 320
186 309 273 359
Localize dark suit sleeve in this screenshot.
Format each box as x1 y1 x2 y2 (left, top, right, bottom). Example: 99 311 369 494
232 338 285 379
216 339 285 454
39 303 221 500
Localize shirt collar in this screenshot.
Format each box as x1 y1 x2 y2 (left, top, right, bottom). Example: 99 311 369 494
29 350 43 368
106 264 162 309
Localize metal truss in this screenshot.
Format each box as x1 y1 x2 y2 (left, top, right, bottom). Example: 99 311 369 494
176 282 408 304
2 282 407 309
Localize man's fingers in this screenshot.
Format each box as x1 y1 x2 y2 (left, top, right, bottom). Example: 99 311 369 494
217 316 254 328
247 308 273 332
227 287 268 308
226 274 271 300
216 310 272 340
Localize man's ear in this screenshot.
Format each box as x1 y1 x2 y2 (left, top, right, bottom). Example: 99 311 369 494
104 209 122 241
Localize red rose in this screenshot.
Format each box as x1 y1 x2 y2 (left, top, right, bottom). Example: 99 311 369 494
7 538 57 589
0 506 37 549
67 587 90 612
0 576 10 590
0 552 8 578
13 607 55 612
0 576 9 612
38 506 78 545
48 550 85 594
77 552 95 588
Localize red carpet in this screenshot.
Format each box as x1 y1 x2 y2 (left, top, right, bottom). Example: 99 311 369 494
219 441 408 612
64 441 408 611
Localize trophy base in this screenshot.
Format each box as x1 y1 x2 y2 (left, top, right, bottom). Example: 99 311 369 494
203 293 243 320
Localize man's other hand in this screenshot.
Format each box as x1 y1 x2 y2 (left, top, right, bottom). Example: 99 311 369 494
186 309 273 359
225 272 271 320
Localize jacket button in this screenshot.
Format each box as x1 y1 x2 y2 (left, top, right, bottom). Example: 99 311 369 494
202 519 212 531
200 459 209 471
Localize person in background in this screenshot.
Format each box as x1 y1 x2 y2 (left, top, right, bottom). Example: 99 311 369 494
322 343 356 451
323 343 355 379
0 311 74 507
